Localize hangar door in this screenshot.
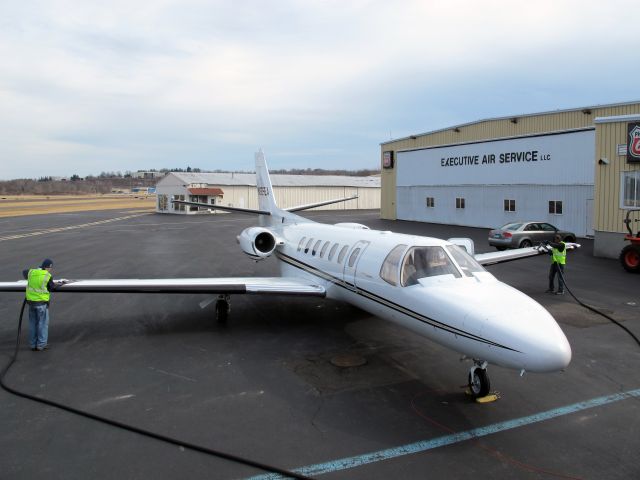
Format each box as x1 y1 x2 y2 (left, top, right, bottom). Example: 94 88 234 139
395 129 595 236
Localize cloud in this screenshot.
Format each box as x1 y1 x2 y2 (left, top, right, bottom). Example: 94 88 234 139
0 1 639 178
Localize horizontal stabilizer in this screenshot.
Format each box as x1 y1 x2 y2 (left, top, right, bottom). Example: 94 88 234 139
172 200 271 216
0 277 325 296
286 195 358 212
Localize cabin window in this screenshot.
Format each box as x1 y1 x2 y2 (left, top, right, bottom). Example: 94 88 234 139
304 238 314 254
337 245 349 264
320 241 330 258
347 248 361 267
380 244 407 286
312 240 321 256
297 237 307 252
328 243 339 261
401 246 461 286
446 245 486 277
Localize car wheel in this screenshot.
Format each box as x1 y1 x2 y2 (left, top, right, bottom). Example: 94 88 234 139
519 239 532 248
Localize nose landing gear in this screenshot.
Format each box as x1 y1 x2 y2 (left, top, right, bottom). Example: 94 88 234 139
468 361 491 399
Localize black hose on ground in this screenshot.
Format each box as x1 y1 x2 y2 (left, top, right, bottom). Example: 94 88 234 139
557 267 640 348
0 299 313 480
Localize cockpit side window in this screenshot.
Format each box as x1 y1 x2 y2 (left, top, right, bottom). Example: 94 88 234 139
446 245 486 277
379 244 407 286
401 246 461 286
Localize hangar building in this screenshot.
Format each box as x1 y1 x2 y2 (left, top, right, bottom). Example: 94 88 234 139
156 172 380 214
379 101 640 259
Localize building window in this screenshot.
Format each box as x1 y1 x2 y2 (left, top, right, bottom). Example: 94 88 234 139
504 199 516 212
456 197 465 209
426 197 435 208
622 171 640 208
549 200 563 215
173 195 185 211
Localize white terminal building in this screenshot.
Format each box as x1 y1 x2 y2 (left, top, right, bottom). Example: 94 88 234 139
379 100 640 259
155 172 380 214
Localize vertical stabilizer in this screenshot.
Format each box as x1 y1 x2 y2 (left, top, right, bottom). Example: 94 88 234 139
255 149 278 216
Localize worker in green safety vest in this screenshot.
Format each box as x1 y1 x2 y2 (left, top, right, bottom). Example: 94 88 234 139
23 259 56 351
545 235 567 296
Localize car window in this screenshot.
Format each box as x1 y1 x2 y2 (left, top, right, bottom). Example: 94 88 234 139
401 246 461 286
501 223 523 231
540 223 556 232
524 223 536 231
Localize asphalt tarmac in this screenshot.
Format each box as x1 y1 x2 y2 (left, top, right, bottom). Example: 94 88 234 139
0 209 639 479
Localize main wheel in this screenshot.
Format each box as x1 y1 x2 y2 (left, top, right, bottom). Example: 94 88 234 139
620 245 640 273
519 239 532 248
468 368 491 398
215 299 229 323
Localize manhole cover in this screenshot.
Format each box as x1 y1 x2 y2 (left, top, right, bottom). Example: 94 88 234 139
330 353 367 368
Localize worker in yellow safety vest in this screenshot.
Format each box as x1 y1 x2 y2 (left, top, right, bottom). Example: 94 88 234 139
545 235 567 296
23 259 56 351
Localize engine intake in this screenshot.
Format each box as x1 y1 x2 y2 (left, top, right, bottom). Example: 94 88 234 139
237 227 279 259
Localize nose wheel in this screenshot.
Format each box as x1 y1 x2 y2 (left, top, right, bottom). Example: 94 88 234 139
468 362 491 398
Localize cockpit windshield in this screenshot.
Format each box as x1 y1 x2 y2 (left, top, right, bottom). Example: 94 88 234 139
446 245 486 277
400 246 461 286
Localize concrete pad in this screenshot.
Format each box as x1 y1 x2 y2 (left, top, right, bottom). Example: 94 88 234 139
0 210 639 479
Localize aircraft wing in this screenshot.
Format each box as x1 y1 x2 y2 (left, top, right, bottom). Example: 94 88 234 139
474 243 581 266
0 277 325 296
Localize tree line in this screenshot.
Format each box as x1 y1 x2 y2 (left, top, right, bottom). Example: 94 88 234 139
0 167 379 195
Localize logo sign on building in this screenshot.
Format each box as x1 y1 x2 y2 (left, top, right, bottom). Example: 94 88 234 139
628 123 640 163
382 151 394 169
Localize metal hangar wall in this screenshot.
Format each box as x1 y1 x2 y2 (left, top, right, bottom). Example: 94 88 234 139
380 101 640 258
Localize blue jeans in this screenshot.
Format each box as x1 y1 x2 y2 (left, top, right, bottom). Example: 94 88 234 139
28 303 49 350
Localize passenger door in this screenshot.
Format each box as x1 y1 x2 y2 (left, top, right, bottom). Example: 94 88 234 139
342 240 370 289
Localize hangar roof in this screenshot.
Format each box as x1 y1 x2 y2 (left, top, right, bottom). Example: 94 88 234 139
381 99 640 146
161 172 380 188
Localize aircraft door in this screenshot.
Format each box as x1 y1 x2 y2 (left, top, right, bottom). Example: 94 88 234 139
342 240 370 289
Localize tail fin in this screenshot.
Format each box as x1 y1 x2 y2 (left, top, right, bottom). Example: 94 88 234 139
255 149 278 215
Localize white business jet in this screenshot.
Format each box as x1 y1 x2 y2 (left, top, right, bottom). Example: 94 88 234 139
0 151 573 398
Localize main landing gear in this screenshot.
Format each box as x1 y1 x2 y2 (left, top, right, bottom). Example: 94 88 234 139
215 294 231 324
468 361 491 398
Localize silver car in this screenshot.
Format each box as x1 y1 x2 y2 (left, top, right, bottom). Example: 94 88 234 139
488 222 576 250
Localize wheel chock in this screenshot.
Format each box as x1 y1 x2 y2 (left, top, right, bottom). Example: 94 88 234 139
475 393 500 403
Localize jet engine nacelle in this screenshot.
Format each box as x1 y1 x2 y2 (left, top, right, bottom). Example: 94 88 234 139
237 227 280 260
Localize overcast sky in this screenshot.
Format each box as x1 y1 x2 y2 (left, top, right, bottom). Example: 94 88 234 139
1 0 639 179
